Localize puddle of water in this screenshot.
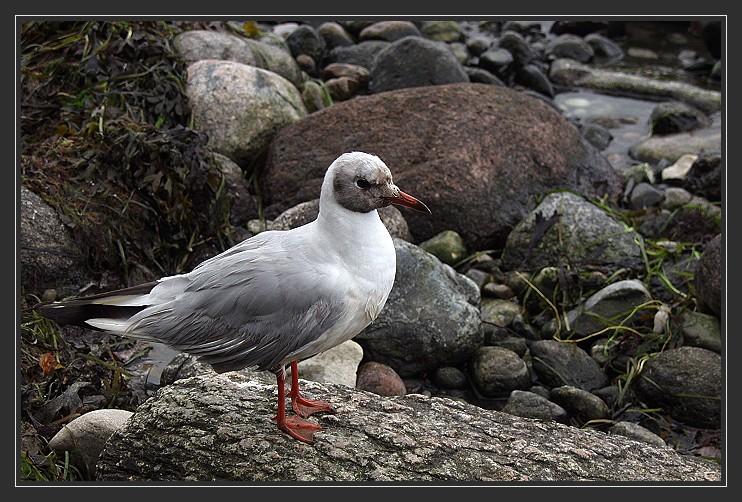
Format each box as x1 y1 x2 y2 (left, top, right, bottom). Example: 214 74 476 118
554 90 653 171
125 341 180 387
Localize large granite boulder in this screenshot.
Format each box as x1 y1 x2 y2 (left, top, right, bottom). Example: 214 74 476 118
260 83 622 250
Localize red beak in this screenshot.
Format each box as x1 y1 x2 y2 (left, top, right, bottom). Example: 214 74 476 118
386 190 431 214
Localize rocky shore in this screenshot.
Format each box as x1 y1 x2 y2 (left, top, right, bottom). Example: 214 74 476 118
20 20 722 482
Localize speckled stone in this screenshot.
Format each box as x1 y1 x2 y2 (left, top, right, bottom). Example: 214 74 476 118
97 372 720 482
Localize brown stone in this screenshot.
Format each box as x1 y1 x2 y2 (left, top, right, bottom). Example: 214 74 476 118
261 83 621 250
321 63 370 86
356 361 407 396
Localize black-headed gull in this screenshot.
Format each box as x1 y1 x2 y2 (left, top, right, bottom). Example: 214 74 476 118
37 152 430 443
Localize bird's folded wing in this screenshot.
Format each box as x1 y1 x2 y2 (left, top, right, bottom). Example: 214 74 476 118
124 231 346 372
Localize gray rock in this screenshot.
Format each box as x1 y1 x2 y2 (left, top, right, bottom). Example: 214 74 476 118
272 23 300 39
97 372 720 481
356 239 481 376
498 31 534 65
568 280 652 337
502 192 644 273
630 128 720 164
173 30 303 86
550 59 721 113
662 154 698 181
481 299 522 329
593 385 619 408
502 390 568 423
286 25 325 62
479 48 513 74
650 102 710 136
20 186 85 294
581 123 613 150
546 34 594 63
321 63 370 87
258 32 291 51
662 187 693 209
530 385 551 399
628 47 659 60
297 340 363 388
174 30 256 65
464 268 490 290
49 409 132 476
466 36 491 56
360 21 421 42
585 34 623 61
609 422 666 447
464 67 504 86
267 198 412 241
301 80 332 113
369 37 468 94
210 152 258 225
448 42 469 65
487 335 527 358
421 21 463 42
159 352 213 386
341 21 375 36
635 347 721 428
419 230 467 265
515 64 554 98
590 338 620 366
530 340 607 391
482 283 512 299
356 361 407 396
550 385 610 421
470 346 530 397
695 235 721 316
186 60 306 168
503 21 543 35
679 310 721 353
433 366 468 389
318 22 354 50
327 41 390 70
630 182 665 209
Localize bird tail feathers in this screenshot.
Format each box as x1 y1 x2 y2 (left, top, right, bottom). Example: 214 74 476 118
35 281 158 332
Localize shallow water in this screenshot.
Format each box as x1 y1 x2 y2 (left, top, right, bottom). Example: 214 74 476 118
555 90 654 171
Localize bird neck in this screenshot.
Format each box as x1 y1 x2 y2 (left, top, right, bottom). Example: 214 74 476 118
317 194 383 238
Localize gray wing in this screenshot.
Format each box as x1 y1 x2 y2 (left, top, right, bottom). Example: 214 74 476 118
124 229 347 372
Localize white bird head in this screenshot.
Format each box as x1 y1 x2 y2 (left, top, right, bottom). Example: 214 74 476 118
323 152 431 215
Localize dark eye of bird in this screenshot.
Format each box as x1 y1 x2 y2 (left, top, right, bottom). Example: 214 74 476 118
356 178 371 189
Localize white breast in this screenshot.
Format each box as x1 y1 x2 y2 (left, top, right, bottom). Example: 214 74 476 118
282 209 396 365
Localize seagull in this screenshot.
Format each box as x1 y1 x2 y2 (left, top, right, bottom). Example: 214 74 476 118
36 152 430 443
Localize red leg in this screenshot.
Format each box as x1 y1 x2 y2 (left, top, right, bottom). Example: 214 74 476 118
290 360 335 418
273 366 321 444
